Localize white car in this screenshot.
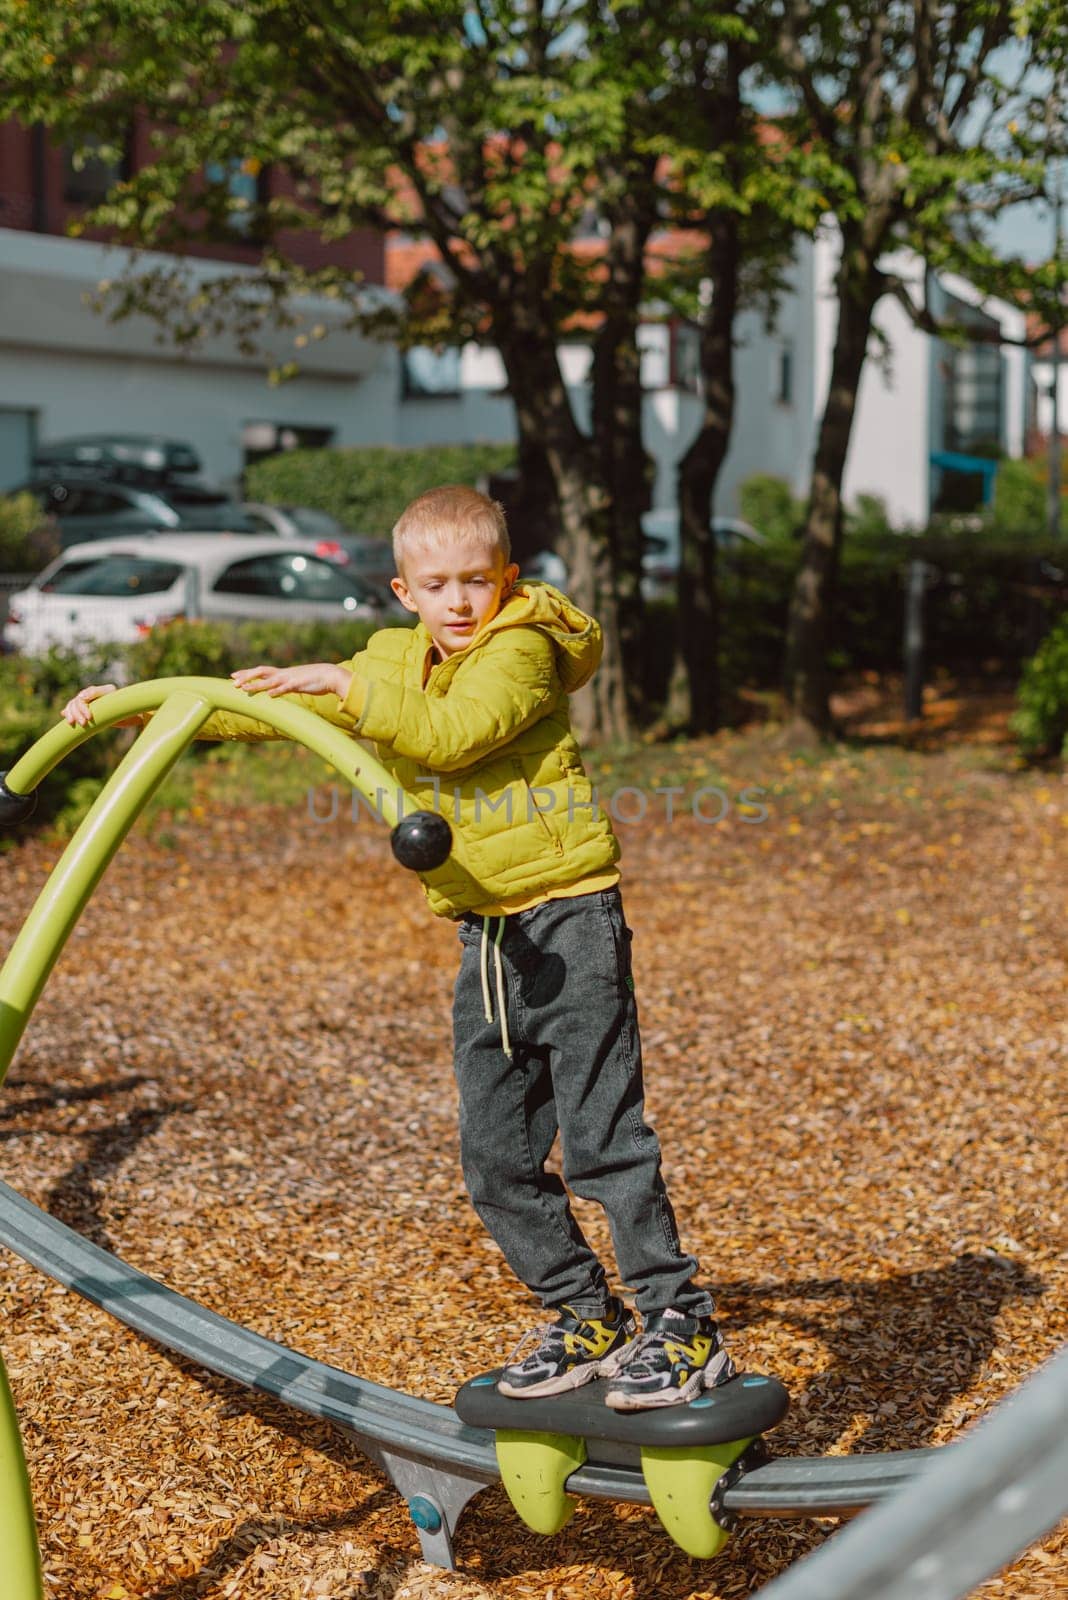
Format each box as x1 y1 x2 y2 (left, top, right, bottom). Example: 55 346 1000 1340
240 504 396 590
2 532 403 658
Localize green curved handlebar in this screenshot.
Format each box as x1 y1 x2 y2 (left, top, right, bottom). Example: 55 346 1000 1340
0 676 436 1597
0 1352 43 1599
0 677 433 1088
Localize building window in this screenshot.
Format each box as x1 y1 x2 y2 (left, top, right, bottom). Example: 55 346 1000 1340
204 157 268 239
63 132 133 206
776 343 794 406
638 322 701 393
401 346 462 399
939 292 1003 456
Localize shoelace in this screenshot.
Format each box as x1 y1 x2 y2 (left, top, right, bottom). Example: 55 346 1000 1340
505 1320 563 1366
608 1327 667 1371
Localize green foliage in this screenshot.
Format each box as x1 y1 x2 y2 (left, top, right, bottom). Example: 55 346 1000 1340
738 476 897 544
845 493 895 542
0 495 61 573
0 643 123 837
1011 613 1068 760
990 458 1055 539
738 475 804 543
641 536 1068 712
0 615 401 839
123 615 391 682
244 444 517 538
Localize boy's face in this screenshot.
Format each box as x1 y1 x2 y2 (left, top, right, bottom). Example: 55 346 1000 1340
391 537 520 660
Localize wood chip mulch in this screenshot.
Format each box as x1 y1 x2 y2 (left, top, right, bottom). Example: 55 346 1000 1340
0 715 1065 1600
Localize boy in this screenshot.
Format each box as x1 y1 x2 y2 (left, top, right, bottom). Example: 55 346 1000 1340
62 484 735 1409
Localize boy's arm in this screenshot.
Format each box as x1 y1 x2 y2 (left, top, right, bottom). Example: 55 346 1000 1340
339 628 558 772
138 655 368 742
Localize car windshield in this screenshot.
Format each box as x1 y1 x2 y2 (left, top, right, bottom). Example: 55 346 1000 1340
165 487 234 506
213 551 374 603
44 556 184 597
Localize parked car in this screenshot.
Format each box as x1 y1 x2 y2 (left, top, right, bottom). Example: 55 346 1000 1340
13 433 255 544
241 501 350 545
2 533 404 658
13 476 257 545
640 508 767 599
239 504 398 592
32 434 204 482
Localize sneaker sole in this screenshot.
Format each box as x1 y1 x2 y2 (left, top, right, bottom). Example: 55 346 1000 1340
603 1353 736 1412
497 1358 612 1399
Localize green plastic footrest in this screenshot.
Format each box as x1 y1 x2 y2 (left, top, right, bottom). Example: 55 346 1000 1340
495 1428 588 1535
640 1435 753 1558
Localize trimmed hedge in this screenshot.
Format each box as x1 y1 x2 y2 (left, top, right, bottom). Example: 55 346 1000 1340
642 534 1068 708
244 443 517 537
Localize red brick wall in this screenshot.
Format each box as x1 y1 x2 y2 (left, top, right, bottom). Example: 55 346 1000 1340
0 118 385 282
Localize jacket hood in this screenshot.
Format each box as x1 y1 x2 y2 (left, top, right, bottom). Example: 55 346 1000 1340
481 580 602 694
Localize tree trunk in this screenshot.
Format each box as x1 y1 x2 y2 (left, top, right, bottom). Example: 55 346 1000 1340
591 184 657 723
495 311 630 745
783 244 880 743
666 204 741 734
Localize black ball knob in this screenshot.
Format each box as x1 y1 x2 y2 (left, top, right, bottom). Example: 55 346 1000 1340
0 772 38 827
390 810 452 871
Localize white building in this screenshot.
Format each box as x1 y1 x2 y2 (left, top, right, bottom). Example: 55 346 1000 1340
396 227 1030 529
0 220 1030 529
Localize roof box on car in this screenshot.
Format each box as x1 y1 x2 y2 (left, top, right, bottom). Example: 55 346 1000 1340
32 435 203 484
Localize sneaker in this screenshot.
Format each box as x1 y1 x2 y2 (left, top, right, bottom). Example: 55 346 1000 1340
602 1309 736 1411
497 1298 637 1398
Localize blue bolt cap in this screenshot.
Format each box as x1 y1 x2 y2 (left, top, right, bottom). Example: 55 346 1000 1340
408 1495 442 1533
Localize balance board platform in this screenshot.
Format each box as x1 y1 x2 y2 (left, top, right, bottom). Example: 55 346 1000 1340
455 1371 789 1558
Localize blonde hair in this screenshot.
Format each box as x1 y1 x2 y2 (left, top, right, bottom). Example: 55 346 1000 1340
393 484 510 577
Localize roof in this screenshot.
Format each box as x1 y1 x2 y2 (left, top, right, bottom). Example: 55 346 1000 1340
59 532 328 563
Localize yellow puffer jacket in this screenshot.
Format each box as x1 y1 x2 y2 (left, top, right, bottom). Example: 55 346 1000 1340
177 581 620 917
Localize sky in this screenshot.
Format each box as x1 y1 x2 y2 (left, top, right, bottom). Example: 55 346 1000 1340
989 193 1061 265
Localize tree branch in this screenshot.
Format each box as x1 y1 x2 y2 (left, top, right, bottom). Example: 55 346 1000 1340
883 271 1047 348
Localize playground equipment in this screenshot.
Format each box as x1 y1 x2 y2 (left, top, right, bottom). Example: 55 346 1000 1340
1 679 1065 1595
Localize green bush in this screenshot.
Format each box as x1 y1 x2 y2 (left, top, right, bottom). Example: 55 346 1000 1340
0 494 61 573
1011 613 1068 760
990 457 1055 540
738 474 804 543
1 616 411 839
244 443 517 536
641 534 1068 713
0 643 124 839
845 493 896 542
122 615 394 684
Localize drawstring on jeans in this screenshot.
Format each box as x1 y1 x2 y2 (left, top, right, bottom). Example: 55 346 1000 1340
479 915 512 1059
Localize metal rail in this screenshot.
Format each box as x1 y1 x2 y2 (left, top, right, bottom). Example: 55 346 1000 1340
0 1177 941 1566
754 1342 1068 1600
7 682 1058 1590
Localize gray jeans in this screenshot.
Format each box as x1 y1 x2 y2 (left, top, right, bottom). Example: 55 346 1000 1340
452 886 714 1320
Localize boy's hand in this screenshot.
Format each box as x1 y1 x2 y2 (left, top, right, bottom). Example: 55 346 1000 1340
231 663 353 699
61 684 143 729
